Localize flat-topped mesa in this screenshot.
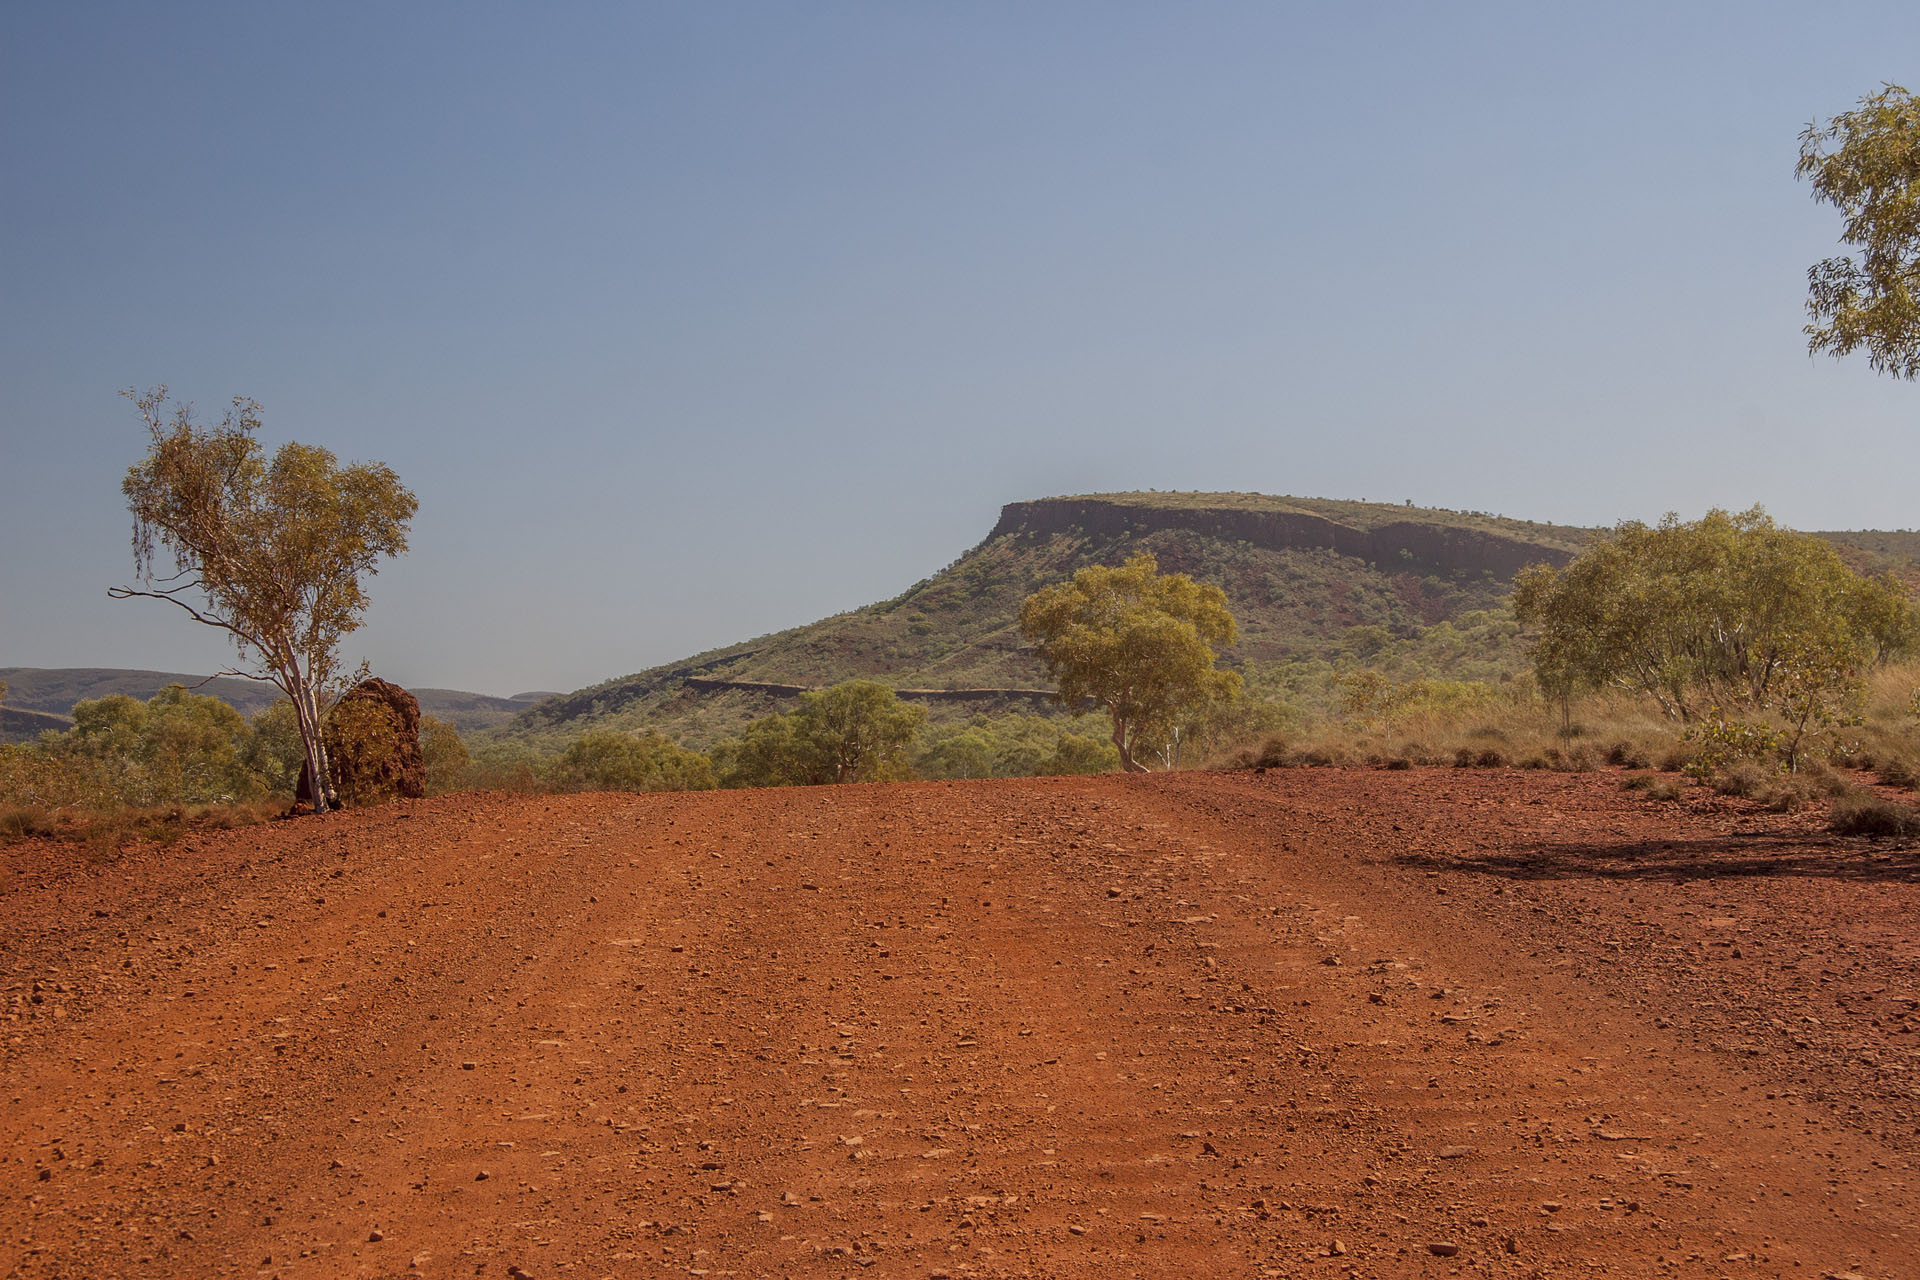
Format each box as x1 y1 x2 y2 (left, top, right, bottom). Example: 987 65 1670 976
990 497 1577 581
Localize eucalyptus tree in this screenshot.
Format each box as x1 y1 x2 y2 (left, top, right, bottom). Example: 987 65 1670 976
1513 508 1915 740
1799 84 1920 378
113 388 417 814
1019 551 1240 771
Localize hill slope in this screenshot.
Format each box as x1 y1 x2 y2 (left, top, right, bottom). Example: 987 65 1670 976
505 492 1594 747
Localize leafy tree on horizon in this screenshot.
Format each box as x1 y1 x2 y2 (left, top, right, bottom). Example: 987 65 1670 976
114 387 417 815
718 680 926 787
1799 83 1920 378
54 684 260 805
1513 508 1915 746
1019 551 1241 771
551 728 714 793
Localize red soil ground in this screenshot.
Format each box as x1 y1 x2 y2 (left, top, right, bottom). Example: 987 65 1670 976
3 769 1918 1279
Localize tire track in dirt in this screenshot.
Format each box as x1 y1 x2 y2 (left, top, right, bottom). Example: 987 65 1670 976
3 771 1916 1278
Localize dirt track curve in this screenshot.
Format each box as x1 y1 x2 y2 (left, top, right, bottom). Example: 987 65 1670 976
4 769 1919 1279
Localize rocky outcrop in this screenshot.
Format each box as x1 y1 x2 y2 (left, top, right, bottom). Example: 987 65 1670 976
299 678 425 806
681 677 1059 705
989 498 1576 581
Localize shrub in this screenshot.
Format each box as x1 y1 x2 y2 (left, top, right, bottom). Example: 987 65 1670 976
1761 776 1820 812
1878 755 1920 790
552 730 715 793
0 807 56 840
1658 740 1699 773
1829 791 1920 837
1604 740 1653 769
719 681 924 786
1037 732 1120 776
464 743 550 793
1538 746 1594 772
1475 747 1510 768
1684 719 1784 781
1799 758 1854 797
1713 759 1773 798
420 716 470 795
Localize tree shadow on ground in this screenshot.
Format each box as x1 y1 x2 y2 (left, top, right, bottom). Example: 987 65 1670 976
1396 831 1920 884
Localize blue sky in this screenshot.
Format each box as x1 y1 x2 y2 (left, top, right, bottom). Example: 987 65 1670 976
3 2 1917 695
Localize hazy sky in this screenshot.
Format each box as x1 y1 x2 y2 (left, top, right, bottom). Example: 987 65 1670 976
4 3 1917 696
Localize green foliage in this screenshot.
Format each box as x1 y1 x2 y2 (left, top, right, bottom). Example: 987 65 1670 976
1040 732 1123 776
799 681 927 783
1799 84 1920 379
0 742 110 810
420 715 470 796
243 702 305 794
914 727 998 780
913 714 1122 779
116 388 417 813
1513 507 1916 725
1020 551 1241 771
1682 720 1783 782
1 685 270 809
717 681 925 787
1772 635 1868 771
1334 669 1502 734
551 730 715 793
464 741 549 793
716 714 819 788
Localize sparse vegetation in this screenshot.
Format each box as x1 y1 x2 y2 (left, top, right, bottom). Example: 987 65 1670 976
1829 790 1920 837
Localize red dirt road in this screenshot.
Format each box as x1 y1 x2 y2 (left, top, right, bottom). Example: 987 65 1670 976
4 770 1918 1279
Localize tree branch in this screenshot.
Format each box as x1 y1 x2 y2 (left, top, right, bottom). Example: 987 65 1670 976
107 585 273 656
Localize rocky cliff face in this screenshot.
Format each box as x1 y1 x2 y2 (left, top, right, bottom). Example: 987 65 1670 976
989 498 1575 581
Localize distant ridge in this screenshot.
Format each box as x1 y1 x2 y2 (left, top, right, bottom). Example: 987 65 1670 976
989 494 1584 581
0 668 532 743
499 492 1593 748
500 490 1920 750
0 705 72 740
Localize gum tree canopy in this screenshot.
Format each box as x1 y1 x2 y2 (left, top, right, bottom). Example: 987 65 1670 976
1019 551 1240 772
1512 508 1916 725
113 388 417 815
1799 83 1920 379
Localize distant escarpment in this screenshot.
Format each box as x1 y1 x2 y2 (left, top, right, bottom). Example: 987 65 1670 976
497 490 1920 750
500 491 1596 748
991 496 1579 581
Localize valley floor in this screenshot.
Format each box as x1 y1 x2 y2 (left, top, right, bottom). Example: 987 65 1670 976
3 770 1918 1278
